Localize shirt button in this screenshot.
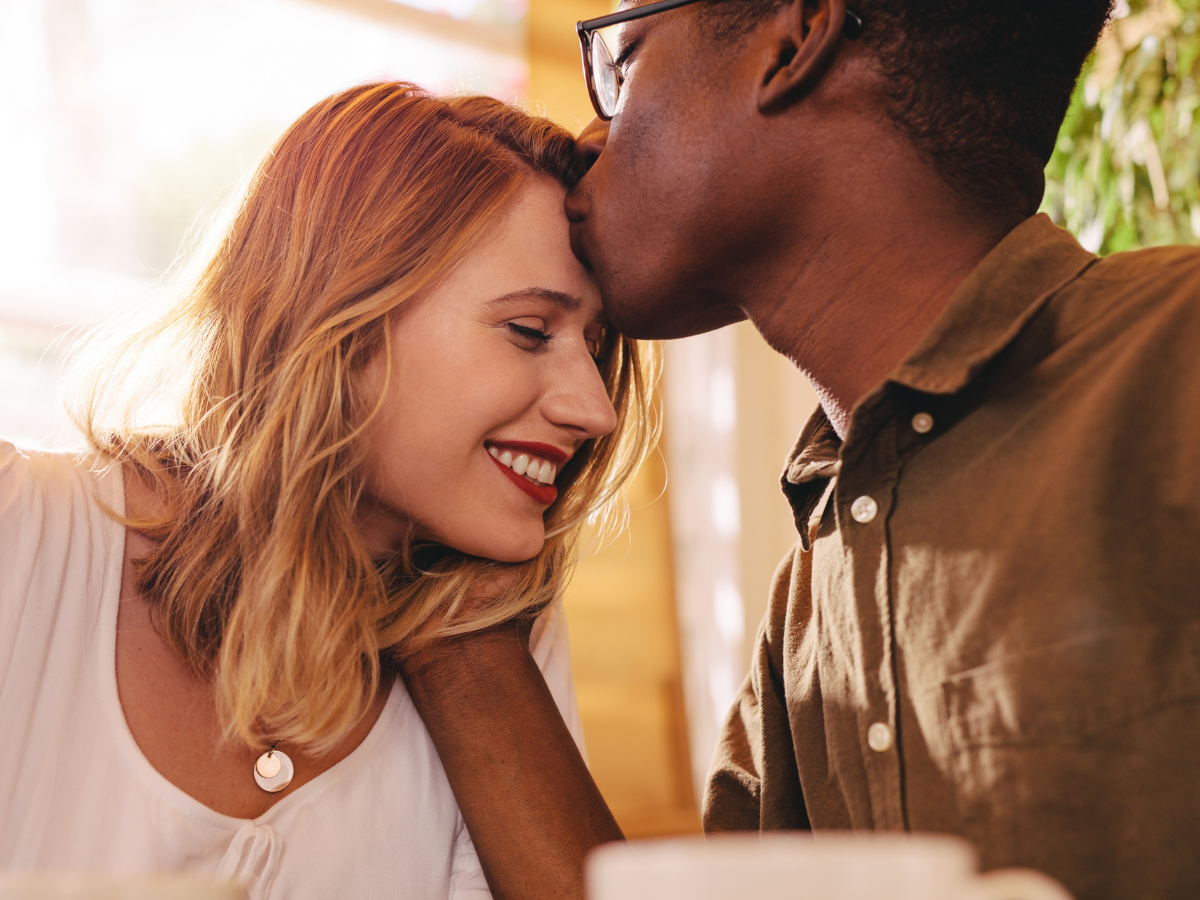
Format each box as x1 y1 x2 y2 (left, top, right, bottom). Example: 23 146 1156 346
911 412 934 434
850 495 878 524
867 722 892 752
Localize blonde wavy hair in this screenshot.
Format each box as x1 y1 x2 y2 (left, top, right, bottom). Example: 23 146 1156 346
73 82 657 754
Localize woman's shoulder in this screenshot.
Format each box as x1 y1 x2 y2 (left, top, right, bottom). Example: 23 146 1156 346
0 440 119 526
0 441 123 629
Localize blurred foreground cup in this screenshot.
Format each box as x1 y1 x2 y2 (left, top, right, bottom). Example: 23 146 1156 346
0 874 246 900
588 833 1075 900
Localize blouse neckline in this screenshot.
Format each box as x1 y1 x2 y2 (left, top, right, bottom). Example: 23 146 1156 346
96 459 403 831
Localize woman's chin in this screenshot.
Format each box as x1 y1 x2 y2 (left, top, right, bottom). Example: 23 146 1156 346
442 525 546 564
481 535 546 563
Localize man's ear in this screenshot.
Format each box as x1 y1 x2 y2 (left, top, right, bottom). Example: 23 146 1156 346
755 0 849 112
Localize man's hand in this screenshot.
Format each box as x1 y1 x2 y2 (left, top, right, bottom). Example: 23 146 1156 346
399 620 624 900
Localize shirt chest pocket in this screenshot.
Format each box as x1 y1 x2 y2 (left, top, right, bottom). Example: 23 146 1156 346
938 621 1200 799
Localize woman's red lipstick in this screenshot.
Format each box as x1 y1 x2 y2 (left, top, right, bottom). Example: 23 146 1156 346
485 441 570 506
491 457 558 504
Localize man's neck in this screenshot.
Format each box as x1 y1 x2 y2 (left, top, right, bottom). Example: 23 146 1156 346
741 145 1023 439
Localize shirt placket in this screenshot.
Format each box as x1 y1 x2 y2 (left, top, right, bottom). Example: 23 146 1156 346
834 402 906 830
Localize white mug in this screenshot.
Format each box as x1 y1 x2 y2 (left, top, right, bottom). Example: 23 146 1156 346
0 874 246 900
588 833 1075 900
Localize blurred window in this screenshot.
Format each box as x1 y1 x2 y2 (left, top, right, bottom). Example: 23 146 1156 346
0 0 526 448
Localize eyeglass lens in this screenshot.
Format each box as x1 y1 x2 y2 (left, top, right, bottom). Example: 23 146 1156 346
590 34 619 118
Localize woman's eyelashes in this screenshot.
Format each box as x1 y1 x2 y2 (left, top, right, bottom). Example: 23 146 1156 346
506 321 552 349
505 319 605 362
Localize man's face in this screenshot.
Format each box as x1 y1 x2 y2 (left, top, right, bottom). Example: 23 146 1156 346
566 8 772 340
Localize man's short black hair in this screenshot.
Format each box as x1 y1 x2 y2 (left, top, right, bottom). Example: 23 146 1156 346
701 0 1115 216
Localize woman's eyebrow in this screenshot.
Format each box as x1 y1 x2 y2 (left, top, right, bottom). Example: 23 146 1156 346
489 288 583 311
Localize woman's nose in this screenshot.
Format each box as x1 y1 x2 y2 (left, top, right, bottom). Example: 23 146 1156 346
541 347 618 441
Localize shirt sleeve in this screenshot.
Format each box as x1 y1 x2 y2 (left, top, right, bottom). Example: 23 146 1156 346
0 444 29 676
703 545 810 833
0 442 54 686
0 443 118 697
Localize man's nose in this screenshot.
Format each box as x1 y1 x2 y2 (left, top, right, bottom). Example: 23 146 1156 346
574 117 610 175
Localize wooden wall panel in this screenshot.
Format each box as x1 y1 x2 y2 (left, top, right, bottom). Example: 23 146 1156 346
527 0 611 131
562 447 699 836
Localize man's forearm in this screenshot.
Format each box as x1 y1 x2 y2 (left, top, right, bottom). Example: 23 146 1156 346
400 624 623 900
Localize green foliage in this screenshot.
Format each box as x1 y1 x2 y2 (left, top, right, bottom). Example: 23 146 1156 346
1041 0 1200 254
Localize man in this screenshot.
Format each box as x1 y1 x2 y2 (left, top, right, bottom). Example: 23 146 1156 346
399 1 1200 898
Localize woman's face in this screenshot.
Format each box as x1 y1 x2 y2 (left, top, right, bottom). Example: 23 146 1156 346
360 177 617 562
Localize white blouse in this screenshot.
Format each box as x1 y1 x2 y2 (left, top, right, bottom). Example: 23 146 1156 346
0 442 585 900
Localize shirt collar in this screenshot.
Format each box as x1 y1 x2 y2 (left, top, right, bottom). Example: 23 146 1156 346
891 213 1096 395
780 214 1096 549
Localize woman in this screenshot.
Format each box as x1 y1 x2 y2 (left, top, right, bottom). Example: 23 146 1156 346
0 83 654 899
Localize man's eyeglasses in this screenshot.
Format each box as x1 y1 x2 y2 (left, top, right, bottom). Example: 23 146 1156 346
577 0 864 121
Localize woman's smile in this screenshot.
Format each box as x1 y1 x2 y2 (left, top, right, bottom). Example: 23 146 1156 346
486 440 572 505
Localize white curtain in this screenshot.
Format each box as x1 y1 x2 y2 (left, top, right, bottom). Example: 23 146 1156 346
664 323 817 802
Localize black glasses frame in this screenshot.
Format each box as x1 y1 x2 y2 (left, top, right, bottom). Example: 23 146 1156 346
576 0 864 121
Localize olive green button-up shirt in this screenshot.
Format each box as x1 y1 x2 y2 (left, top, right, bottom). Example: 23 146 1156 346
703 215 1200 900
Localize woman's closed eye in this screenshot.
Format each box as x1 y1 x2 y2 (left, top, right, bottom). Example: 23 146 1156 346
505 316 607 362
506 319 552 350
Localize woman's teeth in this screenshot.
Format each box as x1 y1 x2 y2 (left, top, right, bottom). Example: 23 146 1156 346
489 447 557 485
